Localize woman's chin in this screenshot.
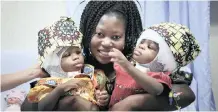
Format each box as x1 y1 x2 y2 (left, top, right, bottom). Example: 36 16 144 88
96 57 111 64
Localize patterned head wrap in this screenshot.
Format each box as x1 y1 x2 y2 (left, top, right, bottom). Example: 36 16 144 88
136 22 201 72
38 17 83 66
38 17 83 77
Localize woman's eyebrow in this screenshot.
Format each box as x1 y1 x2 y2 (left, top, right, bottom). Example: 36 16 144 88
113 31 123 34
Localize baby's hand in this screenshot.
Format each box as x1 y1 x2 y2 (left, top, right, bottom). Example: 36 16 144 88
95 89 110 107
58 79 86 93
108 48 128 66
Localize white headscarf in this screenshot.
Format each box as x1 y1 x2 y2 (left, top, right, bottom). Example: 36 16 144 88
42 46 81 78
135 29 177 72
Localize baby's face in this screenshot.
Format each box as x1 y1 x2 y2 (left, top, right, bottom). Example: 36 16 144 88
61 46 84 72
133 39 159 64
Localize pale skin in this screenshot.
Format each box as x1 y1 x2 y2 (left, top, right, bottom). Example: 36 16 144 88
108 39 164 95
1 64 47 92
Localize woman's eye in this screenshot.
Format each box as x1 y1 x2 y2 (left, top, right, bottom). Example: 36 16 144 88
96 32 104 37
111 36 121 40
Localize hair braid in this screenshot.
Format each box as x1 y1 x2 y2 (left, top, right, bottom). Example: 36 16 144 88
80 1 142 61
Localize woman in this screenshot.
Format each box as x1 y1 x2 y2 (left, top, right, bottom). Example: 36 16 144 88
58 1 195 111
22 1 195 111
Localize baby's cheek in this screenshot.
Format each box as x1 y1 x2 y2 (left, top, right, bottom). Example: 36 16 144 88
60 59 69 72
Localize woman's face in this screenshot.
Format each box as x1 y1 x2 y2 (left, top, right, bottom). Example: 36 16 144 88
90 14 125 64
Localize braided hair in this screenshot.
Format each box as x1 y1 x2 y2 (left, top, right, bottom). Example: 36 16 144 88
80 1 142 62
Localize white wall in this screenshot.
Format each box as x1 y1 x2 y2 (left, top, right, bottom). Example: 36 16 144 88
1 1 67 110
1 1 67 51
210 1 218 109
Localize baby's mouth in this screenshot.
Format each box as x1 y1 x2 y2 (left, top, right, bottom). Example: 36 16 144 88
75 63 83 68
133 50 142 56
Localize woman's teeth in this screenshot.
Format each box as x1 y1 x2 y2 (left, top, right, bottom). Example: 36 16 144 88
100 51 109 56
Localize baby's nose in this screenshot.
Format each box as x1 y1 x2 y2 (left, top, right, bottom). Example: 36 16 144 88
71 55 79 61
139 44 145 50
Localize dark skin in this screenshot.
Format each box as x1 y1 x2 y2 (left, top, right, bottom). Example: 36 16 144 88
37 79 85 111
56 63 114 111
21 46 107 111
50 12 196 111
22 5 195 112
21 62 195 111
110 84 195 111
21 78 100 111
57 64 195 111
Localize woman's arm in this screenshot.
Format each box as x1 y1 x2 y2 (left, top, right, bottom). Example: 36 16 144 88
21 97 38 111
1 64 47 92
38 86 64 111
109 48 163 95
38 78 87 111
110 84 195 111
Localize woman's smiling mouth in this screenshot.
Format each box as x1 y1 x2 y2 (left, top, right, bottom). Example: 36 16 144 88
98 50 111 58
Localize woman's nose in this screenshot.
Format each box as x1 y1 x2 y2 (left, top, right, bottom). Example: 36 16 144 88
102 37 112 48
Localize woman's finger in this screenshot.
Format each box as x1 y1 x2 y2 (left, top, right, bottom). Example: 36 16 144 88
108 51 116 58
98 99 108 106
112 48 120 52
110 58 115 62
98 95 108 100
100 90 108 95
95 90 100 95
95 90 101 99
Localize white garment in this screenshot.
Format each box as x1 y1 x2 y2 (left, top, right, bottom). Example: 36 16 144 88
135 29 177 72
42 46 81 78
4 104 21 112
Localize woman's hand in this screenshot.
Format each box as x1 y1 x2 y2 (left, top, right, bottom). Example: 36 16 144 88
29 64 48 78
108 48 129 67
95 89 110 107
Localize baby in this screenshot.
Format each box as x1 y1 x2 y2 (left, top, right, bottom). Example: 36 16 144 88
5 89 26 111
108 22 201 107
27 17 108 108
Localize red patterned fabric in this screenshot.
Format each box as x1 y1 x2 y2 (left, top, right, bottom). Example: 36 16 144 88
109 64 172 107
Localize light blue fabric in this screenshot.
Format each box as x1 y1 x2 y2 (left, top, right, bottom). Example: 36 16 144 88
66 1 216 111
